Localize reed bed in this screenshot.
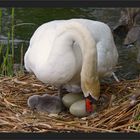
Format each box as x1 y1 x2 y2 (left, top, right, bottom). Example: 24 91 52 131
0 74 140 133
0 8 15 76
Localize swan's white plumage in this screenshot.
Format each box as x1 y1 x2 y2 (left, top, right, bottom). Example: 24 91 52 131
24 19 118 99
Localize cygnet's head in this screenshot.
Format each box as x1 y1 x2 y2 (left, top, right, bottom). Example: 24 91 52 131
27 95 40 110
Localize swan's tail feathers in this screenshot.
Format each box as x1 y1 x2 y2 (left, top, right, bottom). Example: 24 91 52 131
112 72 120 83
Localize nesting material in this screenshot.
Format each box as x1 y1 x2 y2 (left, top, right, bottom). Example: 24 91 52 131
0 74 140 132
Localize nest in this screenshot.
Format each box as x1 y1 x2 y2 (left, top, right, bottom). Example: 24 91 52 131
0 74 140 133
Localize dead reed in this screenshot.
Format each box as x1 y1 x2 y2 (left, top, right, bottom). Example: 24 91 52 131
0 74 140 132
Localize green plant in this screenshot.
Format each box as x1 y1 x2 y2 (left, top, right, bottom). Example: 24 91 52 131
0 44 4 74
11 8 15 60
20 43 24 72
0 8 29 76
0 8 15 76
1 32 13 76
0 8 2 33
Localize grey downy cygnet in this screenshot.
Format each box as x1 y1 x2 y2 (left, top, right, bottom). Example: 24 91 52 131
27 94 63 114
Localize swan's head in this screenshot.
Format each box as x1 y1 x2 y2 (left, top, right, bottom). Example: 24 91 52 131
82 78 100 113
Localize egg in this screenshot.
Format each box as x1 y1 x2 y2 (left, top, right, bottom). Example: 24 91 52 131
62 92 84 108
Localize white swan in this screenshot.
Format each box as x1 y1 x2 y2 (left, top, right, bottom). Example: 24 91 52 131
25 19 118 116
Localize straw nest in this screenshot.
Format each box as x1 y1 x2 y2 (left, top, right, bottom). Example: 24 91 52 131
0 74 140 133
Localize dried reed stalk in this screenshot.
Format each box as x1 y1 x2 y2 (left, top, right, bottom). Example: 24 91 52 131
0 74 140 132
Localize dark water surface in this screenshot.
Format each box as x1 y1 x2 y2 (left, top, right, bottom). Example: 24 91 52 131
1 8 140 80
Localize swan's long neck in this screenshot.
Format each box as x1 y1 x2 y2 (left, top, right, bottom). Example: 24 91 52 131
57 20 100 100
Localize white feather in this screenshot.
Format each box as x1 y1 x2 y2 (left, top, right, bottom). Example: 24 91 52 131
24 19 118 96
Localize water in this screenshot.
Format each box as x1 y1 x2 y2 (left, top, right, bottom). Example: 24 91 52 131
0 8 140 80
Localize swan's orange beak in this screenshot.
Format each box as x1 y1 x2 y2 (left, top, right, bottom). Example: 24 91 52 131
85 95 97 113
85 98 93 113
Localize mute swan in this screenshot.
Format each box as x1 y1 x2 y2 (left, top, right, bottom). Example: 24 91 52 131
25 19 118 116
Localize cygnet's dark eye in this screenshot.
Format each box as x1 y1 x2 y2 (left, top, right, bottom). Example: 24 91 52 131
32 107 37 112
